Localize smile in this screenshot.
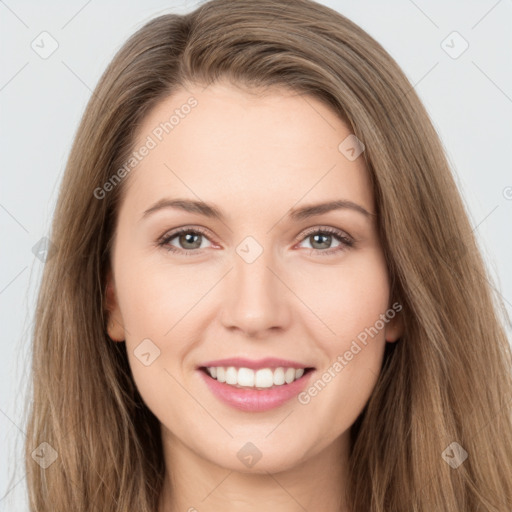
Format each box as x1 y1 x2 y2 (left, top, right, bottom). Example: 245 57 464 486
198 359 315 412
204 366 309 388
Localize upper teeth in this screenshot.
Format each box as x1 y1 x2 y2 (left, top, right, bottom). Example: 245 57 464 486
206 366 305 388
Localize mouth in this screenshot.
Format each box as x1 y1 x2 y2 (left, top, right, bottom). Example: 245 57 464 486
197 359 316 412
199 365 315 389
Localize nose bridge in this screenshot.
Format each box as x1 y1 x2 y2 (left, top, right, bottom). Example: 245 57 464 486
220 235 289 335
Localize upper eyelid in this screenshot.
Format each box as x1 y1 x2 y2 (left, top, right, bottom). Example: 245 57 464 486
298 225 352 240
159 225 211 242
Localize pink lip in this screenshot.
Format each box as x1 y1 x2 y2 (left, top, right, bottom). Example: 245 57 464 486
198 368 315 412
199 357 312 370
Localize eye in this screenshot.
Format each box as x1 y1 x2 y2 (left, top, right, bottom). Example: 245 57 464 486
157 227 214 255
157 226 354 257
296 227 354 256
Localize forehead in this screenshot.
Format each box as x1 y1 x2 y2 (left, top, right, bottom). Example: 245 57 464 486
121 81 373 222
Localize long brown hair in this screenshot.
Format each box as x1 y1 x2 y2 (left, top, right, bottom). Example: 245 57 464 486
25 0 512 510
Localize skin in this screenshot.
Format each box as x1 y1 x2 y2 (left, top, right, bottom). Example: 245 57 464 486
106 80 403 512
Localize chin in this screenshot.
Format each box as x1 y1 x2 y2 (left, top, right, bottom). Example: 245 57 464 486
203 436 313 475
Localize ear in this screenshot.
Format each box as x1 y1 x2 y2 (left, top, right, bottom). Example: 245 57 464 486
105 269 126 342
384 305 404 343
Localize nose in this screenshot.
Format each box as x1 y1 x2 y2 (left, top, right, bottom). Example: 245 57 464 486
220 245 291 337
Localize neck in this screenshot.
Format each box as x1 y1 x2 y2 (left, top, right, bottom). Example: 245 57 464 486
158 428 351 512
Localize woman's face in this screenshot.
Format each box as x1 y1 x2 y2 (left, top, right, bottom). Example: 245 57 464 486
106 81 402 473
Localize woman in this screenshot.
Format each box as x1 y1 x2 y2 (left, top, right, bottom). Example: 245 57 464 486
25 0 512 510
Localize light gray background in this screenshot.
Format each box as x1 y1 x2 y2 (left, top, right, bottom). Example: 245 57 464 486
1 0 511 509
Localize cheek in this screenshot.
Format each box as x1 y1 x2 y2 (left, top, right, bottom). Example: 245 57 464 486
293 249 391 345
115 249 215 337
299 345 385 448
293 251 390 426
113 251 221 411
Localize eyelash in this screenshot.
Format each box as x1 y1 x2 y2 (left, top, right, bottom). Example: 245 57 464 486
157 226 354 257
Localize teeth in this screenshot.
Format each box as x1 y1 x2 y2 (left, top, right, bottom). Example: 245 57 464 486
205 366 308 388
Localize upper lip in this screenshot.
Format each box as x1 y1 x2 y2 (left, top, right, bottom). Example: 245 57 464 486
199 357 314 370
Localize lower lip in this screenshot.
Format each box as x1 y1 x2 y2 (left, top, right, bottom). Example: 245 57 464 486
198 369 314 412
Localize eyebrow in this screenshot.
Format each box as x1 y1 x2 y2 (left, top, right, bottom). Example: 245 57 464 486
141 198 375 222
